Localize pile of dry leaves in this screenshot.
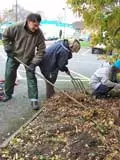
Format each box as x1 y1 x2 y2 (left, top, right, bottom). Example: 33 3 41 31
0 92 120 160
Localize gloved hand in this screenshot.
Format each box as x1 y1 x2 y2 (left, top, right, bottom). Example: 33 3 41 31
28 63 36 73
6 52 15 58
114 83 120 89
65 69 71 75
5 45 14 58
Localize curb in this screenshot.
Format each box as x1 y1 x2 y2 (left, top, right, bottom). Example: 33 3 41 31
0 107 45 148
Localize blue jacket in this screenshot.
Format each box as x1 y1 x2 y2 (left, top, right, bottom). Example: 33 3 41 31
40 40 72 74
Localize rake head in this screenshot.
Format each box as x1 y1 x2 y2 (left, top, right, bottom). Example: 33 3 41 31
69 74 88 94
71 78 84 92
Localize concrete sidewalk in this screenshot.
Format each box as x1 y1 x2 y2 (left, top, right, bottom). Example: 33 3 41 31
0 78 78 144
0 80 46 144
0 46 102 145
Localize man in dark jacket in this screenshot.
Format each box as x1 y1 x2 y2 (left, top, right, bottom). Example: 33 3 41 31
2 13 46 110
40 39 80 98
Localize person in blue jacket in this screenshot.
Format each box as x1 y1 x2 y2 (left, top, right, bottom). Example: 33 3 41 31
40 39 80 98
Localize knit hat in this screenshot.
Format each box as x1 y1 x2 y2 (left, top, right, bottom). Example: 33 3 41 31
26 13 41 23
113 59 120 69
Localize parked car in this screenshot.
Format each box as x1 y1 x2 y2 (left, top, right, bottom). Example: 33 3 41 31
91 44 106 54
45 36 58 41
92 43 113 55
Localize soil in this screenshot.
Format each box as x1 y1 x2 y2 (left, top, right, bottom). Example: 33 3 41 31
0 91 120 160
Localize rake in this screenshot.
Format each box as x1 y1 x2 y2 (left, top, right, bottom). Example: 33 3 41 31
14 57 87 108
69 74 88 94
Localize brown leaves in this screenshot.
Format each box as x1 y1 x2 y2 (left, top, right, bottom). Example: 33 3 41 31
0 92 120 160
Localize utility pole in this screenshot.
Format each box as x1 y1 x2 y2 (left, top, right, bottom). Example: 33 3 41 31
118 0 120 6
62 7 66 38
15 0 18 22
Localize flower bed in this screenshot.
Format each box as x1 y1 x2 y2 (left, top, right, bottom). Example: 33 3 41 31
0 92 120 160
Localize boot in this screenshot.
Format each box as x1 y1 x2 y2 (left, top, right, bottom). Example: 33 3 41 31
31 101 40 110
46 82 55 99
2 95 12 102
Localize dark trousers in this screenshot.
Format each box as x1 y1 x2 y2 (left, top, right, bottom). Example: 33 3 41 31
5 57 38 99
42 71 58 99
92 84 113 97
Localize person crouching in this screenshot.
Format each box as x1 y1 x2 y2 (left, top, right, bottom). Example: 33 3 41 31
90 59 120 98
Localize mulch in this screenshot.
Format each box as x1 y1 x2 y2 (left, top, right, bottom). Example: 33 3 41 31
0 91 120 160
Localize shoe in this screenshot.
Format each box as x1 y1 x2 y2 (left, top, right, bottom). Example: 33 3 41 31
2 95 12 102
96 94 110 99
31 101 40 110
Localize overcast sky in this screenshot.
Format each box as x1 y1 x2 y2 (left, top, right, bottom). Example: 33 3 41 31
0 0 66 17
0 0 79 22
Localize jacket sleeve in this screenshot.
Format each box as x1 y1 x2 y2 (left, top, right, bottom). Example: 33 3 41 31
57 51 69 72
31 30 46 65
2 26 15 53
100 69 117 87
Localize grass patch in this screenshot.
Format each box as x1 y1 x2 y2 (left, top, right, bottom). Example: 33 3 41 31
0 40 3 45
80 41 90 48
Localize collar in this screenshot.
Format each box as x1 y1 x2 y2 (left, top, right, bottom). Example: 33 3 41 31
60 40 72 59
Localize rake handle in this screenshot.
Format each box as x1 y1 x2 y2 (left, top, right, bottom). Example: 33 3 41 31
69 73 75 80
14 57 87 108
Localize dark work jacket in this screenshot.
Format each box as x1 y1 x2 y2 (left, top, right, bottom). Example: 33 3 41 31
40 40 72 75
2 22 46 65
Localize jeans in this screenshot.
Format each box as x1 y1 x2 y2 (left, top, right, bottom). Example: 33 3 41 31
41 70 58 98
92 84 113 97
5 57 38 99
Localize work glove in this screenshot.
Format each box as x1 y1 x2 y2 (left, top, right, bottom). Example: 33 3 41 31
65 69 71 76
5 44 14 58
27 63 36 73
5 50 15 58
6 52 15 58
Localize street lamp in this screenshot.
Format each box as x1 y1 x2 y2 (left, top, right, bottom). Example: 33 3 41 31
118 0 120 6
15 0 18 22
62 7 66 38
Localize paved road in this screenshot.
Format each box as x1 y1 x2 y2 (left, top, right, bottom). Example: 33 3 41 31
0 44 105 144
